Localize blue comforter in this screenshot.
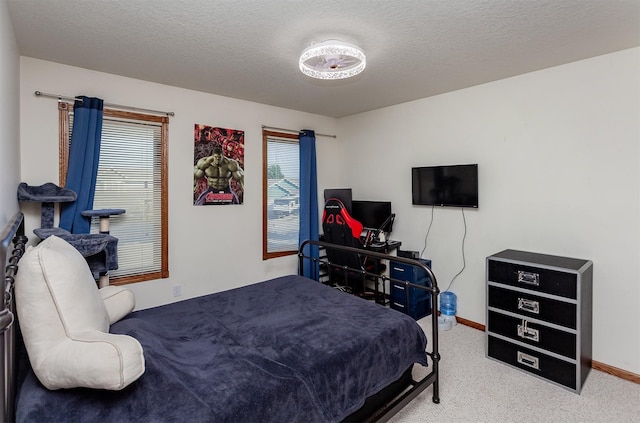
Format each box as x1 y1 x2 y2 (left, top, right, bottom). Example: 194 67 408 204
16 275 427 422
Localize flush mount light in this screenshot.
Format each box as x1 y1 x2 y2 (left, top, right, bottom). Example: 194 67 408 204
299 40 366 80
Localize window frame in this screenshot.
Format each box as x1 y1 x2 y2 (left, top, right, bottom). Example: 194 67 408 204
262 130 300 260
58 101 169 285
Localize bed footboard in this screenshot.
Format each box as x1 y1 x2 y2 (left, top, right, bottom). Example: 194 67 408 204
298 239 441 421
1 212 27 423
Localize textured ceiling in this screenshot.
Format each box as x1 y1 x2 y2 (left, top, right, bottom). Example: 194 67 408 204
7 0 640 118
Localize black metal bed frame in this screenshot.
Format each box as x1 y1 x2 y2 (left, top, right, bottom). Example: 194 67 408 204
1 212 27 423
299 239 441 422
1 223 439 423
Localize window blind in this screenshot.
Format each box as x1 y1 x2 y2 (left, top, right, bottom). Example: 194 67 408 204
70 115 163 278
266 136 299 254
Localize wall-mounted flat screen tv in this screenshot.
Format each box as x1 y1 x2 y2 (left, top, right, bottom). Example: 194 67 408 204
412 164 478 208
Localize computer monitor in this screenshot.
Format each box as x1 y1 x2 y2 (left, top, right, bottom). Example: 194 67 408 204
351 200 394 233
323 188 352 214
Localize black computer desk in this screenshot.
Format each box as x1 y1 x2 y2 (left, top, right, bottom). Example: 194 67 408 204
317 236 401 304
362 240 402 305
365 239 401 253
318 234 401 251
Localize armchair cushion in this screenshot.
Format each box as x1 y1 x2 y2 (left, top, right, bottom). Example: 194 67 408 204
15 236 144 390
100 285 136 325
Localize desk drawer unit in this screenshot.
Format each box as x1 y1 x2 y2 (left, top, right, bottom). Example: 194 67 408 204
486 249 593 393
390 259 432 320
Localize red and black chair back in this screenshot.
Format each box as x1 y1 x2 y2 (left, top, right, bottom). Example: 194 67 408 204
322 198 363 243
322 198 371 290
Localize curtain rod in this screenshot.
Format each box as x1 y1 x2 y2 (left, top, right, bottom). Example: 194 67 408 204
262 125 336 139
34 91 175 117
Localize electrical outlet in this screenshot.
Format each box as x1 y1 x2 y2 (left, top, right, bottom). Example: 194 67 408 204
172 284 182 297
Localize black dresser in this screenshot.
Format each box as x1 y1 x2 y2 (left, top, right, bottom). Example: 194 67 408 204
486 249 593 393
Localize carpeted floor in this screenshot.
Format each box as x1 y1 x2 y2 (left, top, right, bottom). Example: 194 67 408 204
390 316 640 422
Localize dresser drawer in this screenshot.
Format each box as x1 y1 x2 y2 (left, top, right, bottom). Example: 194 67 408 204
488 259 577 299
487 310 576 359
390 278 429 303
487 335 576 390
488 285 576 329
390 296 429 320
390 260 431 283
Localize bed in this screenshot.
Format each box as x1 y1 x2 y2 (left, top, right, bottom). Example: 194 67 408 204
1 212 440 422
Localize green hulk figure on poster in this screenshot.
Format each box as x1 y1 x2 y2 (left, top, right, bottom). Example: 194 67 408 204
193 125 245 205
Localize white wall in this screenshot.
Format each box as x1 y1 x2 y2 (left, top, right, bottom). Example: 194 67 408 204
338 48 640 374
19 57 341 310
0 0 21 225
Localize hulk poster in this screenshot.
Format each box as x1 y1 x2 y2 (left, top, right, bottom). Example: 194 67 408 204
193 125 245 205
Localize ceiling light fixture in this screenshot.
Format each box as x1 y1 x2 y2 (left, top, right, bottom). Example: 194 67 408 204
299 40 366 80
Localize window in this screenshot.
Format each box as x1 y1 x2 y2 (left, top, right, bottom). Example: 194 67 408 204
59 103 169 284
263 130 300 259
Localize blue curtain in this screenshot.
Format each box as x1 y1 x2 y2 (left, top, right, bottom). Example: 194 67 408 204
60 96 104 234
299 129 319 279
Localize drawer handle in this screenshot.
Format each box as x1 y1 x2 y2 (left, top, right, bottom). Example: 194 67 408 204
518 298 540 314
517 351 540 370
517 270 540 286
517 320 540 342
393 267 405 273
394 285 406 291
392 302 405 308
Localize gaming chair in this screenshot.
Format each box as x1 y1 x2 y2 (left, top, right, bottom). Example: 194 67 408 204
322 198 385 294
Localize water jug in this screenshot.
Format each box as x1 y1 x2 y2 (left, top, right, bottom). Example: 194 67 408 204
440 291 457 326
